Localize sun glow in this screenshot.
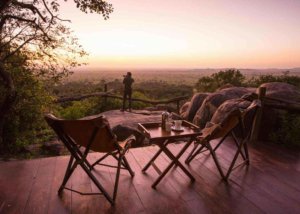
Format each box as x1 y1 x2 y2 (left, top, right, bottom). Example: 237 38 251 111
78 30 187 57
60 0 300 69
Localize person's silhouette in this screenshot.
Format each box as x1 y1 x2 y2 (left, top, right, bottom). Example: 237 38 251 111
122 72 134 111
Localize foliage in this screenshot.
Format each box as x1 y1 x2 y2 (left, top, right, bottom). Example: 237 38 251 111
247 71 300 88
195 69 245 92
56 99 97 120
0 0 113 152
0 64 53 153
135 81 193 99
269 113 300 146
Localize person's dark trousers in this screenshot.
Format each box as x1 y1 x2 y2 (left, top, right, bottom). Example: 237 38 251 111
122 90 132 111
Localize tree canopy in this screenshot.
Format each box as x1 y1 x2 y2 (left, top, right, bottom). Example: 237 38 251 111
195 69 245 92
0 0 113 151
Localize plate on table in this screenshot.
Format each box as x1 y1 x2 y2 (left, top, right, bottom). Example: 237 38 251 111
171 126 184 132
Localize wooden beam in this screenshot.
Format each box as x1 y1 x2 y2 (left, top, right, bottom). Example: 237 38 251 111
101 94 189 105
55 90 114 103
55 92 189 106
250 86 266 142
264 101 300 113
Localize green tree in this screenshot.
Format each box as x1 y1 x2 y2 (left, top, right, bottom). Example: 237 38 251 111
0 0 113 151
247 72 300 88
195 69 245 92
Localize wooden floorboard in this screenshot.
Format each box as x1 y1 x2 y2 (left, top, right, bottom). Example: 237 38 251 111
0 140 299 214
177 143 279 213
47 156 72 214
0 159 41 214
167 143 264 214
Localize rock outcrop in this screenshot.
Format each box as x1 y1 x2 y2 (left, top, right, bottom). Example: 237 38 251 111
179 101 190 119
193 87 251 128
259 82 300 102
180 82 300 141
257 82 300 140
209 98 251 125
40 110 162 156
185 93 210 122
112 125 146 148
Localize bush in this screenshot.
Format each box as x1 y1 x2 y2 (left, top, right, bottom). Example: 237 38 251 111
247 71 300 88
56 99 97 119
195 69 245 92
269 112 300 147
1 67 53 154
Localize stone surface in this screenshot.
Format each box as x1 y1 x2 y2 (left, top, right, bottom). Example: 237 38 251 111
193 87 251 128
42 140 67 156
257 82 300 140
40 110 162 156
179 101 190 119
210 98 251 125
259 82 300 102
89 110 162 147
98 110 162 128
112 125 146 148
185 93 210 122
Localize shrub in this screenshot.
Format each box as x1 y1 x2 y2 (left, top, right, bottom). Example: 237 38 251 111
195 69 245 92
269 112 300 147
247 71 300 88
1 67 53 154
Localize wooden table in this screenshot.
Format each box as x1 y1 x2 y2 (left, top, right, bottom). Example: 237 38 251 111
138 120 200 188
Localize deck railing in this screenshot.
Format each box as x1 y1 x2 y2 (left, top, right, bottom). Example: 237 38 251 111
55 84 189 113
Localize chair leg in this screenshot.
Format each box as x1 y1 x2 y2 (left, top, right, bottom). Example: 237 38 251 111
58 156 78 195
79 158 114 205
112 152 128 169
122 156 135 177
213 133 229 152
206 142 226 180
224 137 249 180
185 143 199 164
142 145 164 172
91 153 111 168
243 141 250 165
232 133 247 161
185 143 205 164
113 154 123 201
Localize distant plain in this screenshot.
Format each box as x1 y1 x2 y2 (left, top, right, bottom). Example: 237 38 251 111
68 68 300 85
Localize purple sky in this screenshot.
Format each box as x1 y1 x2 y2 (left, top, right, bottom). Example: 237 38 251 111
60 0 300 69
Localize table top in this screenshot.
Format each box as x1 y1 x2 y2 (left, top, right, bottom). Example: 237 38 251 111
138 120 200 142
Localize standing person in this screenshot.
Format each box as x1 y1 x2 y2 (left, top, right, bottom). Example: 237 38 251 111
122 72 134 111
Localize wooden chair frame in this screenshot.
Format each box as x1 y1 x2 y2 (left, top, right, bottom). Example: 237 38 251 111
45 115 135 206
185 101 260 181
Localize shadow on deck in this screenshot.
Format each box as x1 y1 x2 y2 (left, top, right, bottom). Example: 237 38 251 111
0 140 299 214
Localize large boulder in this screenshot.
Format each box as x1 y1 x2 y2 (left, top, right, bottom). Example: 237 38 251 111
193 87 251 128
185 93 210 122
112 125 146 148
259 82 300 102
179 101 190 119
210 98 251 125
206 98 258 138
257 82 300 140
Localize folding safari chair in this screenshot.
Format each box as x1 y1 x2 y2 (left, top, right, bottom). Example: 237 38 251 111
185 100 260 181
45 114 135 205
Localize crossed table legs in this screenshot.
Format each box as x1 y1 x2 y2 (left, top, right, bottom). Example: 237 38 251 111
142 138 195 188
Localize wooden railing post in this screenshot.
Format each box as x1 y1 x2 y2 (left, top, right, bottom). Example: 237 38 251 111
250 86 266 142
176 100 180 113
103 84 108 106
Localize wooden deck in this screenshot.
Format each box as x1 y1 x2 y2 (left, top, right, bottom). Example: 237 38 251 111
0 140 299 214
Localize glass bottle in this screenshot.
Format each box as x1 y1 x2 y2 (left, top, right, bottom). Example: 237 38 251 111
161 111 169 130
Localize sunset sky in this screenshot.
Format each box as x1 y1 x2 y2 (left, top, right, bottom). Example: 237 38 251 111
60 0 300 69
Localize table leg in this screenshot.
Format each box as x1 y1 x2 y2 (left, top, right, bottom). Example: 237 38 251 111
142 140 168 172
151 139 195 189
162 142 195 181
